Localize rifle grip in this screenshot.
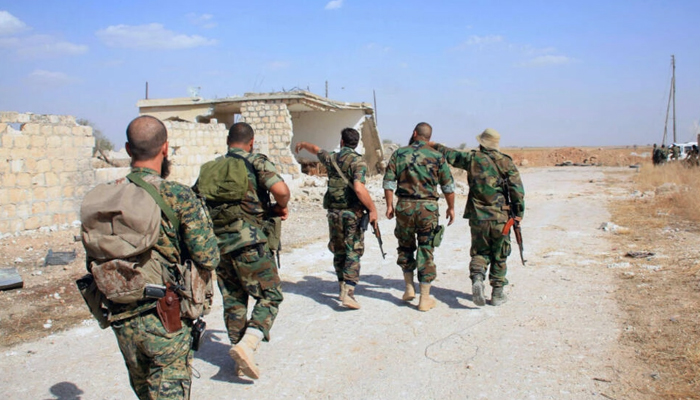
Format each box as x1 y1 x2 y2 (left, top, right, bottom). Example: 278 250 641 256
502 218 515 235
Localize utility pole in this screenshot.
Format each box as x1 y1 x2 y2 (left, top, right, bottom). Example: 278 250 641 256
373 89 378 127
325 80 328 98
145 82 149 99
672 55 676 143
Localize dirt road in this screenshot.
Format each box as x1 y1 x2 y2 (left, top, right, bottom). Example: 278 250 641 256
0 167 638 399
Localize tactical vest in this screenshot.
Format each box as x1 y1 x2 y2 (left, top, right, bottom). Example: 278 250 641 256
323 151 361 210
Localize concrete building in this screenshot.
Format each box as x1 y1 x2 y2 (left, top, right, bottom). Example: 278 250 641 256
137 90 385 178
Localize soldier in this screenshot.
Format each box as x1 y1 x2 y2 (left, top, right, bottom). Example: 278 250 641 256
429 128 525 306
294 128 379 309
194 122 290 379
86 116 220 399
686 144 700 167
671 144 680 161
383 122 455 311
660 144 669 164
652 144 660 166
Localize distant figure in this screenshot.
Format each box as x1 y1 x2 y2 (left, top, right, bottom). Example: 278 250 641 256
295 128 379 309
383 122 456 311
686 145 700 167
670 144 680 161
660 144 669 164
429 128 525 306
652 143 661 166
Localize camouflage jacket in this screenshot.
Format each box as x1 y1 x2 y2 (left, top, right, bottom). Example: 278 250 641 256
90 167 220 316
195 147 284 254
434 144 525 222
317 147 366 210
383 140 455 199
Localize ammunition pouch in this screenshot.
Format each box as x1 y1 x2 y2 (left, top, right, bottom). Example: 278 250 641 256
263 216 282 251
431 225 445 248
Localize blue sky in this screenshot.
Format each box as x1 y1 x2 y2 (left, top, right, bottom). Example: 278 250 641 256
1 0 699 149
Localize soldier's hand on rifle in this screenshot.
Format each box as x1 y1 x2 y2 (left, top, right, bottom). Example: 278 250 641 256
446 206 455 226
272 203 289 220
386 205 395 220
515 216 522 222
369 209 378 225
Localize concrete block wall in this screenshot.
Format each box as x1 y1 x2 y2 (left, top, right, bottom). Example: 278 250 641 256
240 100 301 177
0 112 95 234
164 120 229 186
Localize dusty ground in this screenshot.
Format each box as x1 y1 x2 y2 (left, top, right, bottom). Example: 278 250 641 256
0 165 674 399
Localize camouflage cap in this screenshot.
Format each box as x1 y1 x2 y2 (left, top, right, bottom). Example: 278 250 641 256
476 128 500 150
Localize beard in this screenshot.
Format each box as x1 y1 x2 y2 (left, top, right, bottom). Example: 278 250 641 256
160 157 171 179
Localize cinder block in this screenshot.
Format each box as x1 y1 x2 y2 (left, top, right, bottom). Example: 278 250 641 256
47 136 61 148
62 185 74 197
50 159 64 173
33 187 47 200
47 186 61 199
32 201 47 214
36 159 51 173
16 203 30 218
0 111 19 123
41 125 53 135
31 173 45 186
45 172 60 186
47 200 61 213
30 135 46 147
16 173 31 188
24 216 41 230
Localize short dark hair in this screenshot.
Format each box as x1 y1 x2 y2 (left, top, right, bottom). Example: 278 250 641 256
227 122 255 144
341 127 360 149
414 122 432 140
126 116 168 161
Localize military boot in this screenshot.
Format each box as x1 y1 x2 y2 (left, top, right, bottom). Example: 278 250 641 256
472 278 486 307
341 282 361 309
418 283 436 311
491 286 507 306
229 328 263 379
338 281 345 301
402 271 416 301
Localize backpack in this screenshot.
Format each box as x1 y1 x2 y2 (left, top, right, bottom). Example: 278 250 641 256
79 173 212 326
323 151 361 210
196 156 249 203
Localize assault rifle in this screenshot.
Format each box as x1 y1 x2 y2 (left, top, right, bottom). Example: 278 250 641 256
500 179 526 266
360 212 386 259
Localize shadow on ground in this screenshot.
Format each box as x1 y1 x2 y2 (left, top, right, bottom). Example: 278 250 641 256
282 272 476 310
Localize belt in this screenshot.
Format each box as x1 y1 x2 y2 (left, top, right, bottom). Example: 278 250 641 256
397 197 438 202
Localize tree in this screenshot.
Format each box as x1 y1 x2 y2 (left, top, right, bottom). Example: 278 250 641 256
77 118 114 154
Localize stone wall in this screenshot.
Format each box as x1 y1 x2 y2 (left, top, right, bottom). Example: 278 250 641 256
0 112 95 234
163 120 229 186
240 100 301 177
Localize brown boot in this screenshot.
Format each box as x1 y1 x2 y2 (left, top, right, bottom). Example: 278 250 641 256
338 281 345 301
229 328 263 379
341 282 361 309
418 283 436 311
402 271 416 301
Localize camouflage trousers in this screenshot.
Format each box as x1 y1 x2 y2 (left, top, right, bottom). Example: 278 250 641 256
217 243 283 344
111 310 193 400
394 199 439 284
469 219 511 287
327 208 365 285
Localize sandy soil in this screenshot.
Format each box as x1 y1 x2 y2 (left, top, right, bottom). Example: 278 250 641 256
0 167 647 399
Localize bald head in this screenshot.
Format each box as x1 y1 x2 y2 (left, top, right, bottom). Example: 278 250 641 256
126 116 168 161
414 122 432 140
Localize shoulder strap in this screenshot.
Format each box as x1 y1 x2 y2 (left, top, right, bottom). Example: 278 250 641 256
127 173 180 233
227 152 257 178
330 152 353 190
480 151 507 181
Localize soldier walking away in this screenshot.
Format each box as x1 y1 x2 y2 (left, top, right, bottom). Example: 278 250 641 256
670 144 680 161
686 144 700 167
660 144 669 164
430 128 525 306
652 143 660 166
81 116 220 399
295 128 378 309
383 122 455 311
194 122 290 380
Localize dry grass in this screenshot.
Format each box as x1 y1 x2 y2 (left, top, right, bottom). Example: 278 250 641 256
608 163 700 399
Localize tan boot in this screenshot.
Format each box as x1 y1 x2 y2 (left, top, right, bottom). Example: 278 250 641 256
402 271 416 301
418 283 436 311
229 328 263 379
341 282 361 309
338 281 345 301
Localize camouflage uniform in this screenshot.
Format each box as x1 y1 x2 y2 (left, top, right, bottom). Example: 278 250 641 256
195 147 284 344
101 167 220 400
317 147 367 285
433 144 525 288
383 141 455 283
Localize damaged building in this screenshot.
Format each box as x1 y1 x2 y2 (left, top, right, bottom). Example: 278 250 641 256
138 90 385 183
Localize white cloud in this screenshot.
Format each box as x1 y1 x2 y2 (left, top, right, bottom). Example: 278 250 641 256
365 42 391 52
520 55 573 67
0 34 87 58
266 61 290 71
187 13 217 29
0 11 29 36
452 35 503 51
96 23 217 49
26 69 80 86
325 0 344 10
